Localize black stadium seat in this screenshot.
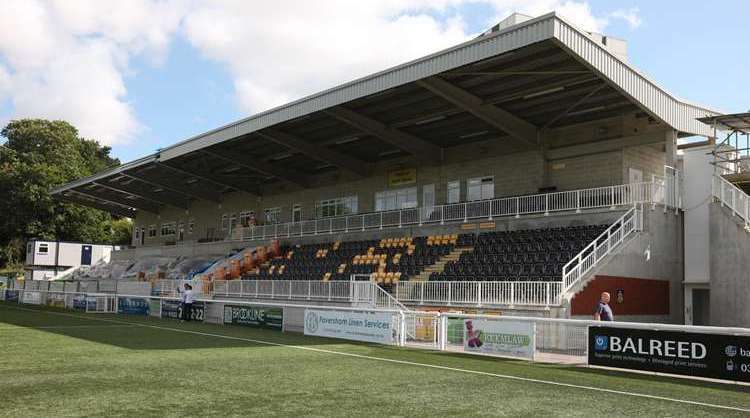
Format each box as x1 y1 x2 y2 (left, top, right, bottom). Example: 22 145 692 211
429 224 607 282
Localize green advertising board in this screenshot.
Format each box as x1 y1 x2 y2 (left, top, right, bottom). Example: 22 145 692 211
447 318 464 344
223 305 283 330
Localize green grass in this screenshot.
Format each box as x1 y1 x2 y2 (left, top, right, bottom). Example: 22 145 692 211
0 302 748 417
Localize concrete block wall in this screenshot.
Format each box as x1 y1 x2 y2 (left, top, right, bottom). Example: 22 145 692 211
708 203 750 327
585 208 684 324
622 143 666 181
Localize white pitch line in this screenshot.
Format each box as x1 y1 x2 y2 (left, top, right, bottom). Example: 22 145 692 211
0 324 138 331
2 304 749 414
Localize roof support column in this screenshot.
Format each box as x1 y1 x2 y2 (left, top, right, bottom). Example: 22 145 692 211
665 129 678 168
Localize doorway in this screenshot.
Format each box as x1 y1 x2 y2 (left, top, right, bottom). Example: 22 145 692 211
692 289 710 325
80 245 92 266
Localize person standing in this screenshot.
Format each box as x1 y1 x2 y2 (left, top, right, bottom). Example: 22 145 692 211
593 291 614 321
178 283 194 322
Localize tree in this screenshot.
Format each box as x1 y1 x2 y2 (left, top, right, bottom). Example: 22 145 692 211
0 119 126 268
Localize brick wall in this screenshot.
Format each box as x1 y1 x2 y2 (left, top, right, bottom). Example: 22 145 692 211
571 275 670 316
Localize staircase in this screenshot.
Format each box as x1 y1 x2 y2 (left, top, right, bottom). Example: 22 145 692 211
412 247 473 282
561 205 643 300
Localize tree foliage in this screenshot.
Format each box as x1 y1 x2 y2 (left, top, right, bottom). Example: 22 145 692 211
0 119 129 267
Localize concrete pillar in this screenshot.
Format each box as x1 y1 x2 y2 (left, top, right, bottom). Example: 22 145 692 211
665 129 678 168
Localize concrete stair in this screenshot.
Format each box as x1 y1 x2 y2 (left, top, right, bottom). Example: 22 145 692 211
411 246 473 282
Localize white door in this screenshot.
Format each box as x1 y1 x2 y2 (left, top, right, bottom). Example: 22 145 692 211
628 168 643 184
292 204 302 223
423 184 435 221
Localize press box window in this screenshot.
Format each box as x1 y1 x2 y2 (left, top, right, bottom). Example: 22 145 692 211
447 181 460 204
375 187 417 212
38 243 49 254
160 222 176 236
239 211 256 227
467 176 494 201
316 196 358 218
265 207 281 224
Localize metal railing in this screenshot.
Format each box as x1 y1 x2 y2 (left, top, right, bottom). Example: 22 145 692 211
713 174 750 225
391 281 562 307
561 205 643 293
209 279 562 307
230 181 662 242
208 279 404 310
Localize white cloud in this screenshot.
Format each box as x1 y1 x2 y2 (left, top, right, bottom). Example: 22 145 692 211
0 0 640 145
609 7 642 29
0 0 185 145
181 1 470 114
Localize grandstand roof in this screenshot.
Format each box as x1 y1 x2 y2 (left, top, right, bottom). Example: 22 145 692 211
51 12 720 217
698 112 750 134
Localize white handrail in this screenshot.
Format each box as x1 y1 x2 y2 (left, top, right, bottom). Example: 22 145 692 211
713 174 750 224
391 280 562 307
561 205 642 293
227 180 660 243
207 279 561 307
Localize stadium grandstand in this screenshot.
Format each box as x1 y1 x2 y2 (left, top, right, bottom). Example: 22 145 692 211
32 11 745 330
5 12 750 416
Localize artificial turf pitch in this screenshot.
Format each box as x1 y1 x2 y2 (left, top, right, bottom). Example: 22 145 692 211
0 301 748 417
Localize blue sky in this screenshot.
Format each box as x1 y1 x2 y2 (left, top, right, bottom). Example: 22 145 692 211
0 1 747 162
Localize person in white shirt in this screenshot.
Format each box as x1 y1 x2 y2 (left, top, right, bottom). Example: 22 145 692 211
177 283 195 322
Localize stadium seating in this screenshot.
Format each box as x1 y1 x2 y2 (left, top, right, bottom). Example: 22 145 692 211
240 225 605 283
429 225 607 282
243 234 461 283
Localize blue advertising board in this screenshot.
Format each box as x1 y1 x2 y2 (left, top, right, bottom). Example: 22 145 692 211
117 297 150 315
4 290 19 302
73 295 97 311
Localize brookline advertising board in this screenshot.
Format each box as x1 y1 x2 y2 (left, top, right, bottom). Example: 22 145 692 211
463 319 535 360
223 305 283 330
304 309 396 345
590 326 750 383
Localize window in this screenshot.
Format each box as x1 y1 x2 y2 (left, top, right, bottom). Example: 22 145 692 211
148 225 157 237
188 220 195 234
38 243 49 254
27 243 32 254
221 214 229 231
375 187 417 212
229 213 238 230
264 207 281 224
292 204 302 223
135 228 140 239
316 196 358 218
160 222 176 236
447 180 460 204
239 211 256 227
467 176 494 201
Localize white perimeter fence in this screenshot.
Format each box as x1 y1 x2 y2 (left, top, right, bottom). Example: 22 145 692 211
4 289 750 366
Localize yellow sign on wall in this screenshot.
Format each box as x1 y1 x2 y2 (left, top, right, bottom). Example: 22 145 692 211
388 168 417 187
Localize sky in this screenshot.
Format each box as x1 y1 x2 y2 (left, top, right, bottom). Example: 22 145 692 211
0 0 748 162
